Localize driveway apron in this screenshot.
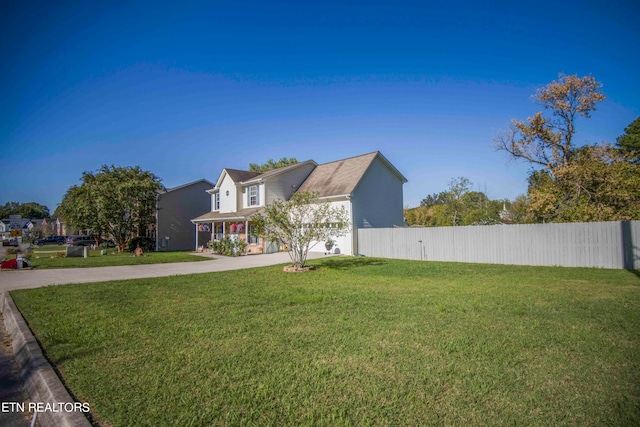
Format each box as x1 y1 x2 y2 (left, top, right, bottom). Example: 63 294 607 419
0 251 325 292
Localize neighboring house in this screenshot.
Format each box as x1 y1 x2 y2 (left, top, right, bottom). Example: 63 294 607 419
156 179 215 251
191 151 407 255
1 218 34 241
1 218 34 231
41 218 72 236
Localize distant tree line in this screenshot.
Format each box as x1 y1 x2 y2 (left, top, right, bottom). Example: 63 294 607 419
0 201 50 219
404 177 528 227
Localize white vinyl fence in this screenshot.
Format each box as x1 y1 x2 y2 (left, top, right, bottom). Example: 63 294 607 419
357 221 640 269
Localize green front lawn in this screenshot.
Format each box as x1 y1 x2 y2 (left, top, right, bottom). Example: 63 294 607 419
28 249 212 268
11 258 640 426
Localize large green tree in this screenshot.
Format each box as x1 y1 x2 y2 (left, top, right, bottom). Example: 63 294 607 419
419 192 446 208
251 191 350 269
0 201 50 219
58 165 164 252
496 74 606 170
442 177 473 226
249 157 298 172
527 144 640 222
57 180 105 242
616 116 640 161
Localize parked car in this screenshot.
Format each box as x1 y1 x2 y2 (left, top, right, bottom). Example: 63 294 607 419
67 236 97 247
34 235 67 246
100 238 116 247
2 238 18 247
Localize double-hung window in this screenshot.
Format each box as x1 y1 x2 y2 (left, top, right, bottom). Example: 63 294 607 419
248 185 259 206
214 192 220 210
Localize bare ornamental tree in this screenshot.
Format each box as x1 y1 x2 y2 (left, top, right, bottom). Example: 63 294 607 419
496 74 606 171
251 192 350 270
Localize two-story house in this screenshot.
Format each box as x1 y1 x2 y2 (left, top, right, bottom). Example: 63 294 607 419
156 179 215 251
191 151 407 256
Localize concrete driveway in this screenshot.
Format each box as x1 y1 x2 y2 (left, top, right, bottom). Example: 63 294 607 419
0 251 327 292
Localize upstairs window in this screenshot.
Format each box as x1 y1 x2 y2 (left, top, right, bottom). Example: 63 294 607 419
214 192 220 210
248 185 259 206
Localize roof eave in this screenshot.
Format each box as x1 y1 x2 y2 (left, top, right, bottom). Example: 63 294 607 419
240 178 264 185
317 194 351 200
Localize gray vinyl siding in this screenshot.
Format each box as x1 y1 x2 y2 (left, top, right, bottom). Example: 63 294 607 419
157 181 212 251
265 163 316 204
351 156 405 229
357 221 640 269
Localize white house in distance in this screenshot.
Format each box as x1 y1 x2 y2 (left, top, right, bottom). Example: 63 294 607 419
191 151 407 256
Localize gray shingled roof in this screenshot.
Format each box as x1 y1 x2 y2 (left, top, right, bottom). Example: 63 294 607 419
296 152 382 197
210 152 405 198
241 160 316 183
164 179 215 193
214 161 316 188
224 169 262 183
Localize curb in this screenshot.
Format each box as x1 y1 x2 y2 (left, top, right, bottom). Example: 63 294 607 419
0 292 91 427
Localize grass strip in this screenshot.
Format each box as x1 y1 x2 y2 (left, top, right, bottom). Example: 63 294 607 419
27 250 212 269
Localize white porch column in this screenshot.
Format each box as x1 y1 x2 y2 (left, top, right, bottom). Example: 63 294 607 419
194 223 199 250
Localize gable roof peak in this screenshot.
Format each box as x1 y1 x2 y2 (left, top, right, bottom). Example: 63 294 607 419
223 168 262 183
216 160 316 188
296 151 405 198
164 178 215 193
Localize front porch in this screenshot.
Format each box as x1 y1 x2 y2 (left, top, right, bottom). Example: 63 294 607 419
192 208 277 255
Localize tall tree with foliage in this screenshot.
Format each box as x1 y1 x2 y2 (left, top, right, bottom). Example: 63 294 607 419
496 74 606 170
616 116 640 162
58 182 104 240
443 177 474 226
251 191 350 269
494 74 640 222
527 145 640 222
59 165 164 252
249 157 298 172
420 192 446 208
509 195 532 224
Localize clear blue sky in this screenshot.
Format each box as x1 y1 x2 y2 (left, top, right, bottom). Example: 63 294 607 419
1 0 638 212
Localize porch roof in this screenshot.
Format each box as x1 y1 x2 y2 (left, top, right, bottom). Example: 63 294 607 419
191 207 263 223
